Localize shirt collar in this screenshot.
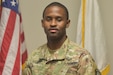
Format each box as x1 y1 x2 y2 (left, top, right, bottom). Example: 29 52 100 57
44 37 70 61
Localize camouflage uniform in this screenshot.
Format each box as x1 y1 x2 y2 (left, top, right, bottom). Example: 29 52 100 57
23 38 101 75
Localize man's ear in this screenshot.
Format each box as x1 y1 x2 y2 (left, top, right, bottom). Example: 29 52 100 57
66 20 70 28
41 19 44 27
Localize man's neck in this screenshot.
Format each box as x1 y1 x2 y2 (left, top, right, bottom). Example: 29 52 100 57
47 36 67 50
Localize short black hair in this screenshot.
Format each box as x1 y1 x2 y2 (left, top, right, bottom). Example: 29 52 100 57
42 2 69 20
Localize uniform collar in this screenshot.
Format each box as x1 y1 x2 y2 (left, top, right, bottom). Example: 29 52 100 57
44 37 70 61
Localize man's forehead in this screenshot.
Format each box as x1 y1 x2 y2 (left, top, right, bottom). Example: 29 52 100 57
45 6 65 12
45 6 66 15
43 3 69 20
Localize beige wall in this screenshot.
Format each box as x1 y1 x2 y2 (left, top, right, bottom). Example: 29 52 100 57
20 0 113 75
20 0 81 53
98 0 113 75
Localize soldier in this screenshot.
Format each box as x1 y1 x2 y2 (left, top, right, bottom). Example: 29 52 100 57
23 2 101 75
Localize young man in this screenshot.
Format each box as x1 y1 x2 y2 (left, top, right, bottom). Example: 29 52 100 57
23 2 101 75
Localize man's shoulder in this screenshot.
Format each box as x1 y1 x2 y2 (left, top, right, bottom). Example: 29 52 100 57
68 40 86 52
29 44 47 56
66 40 94 65
32 43 47 53
67 40 91 58
37 43 47 50
26 44 47 63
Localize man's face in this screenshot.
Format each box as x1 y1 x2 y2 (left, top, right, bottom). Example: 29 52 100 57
42 6 70 39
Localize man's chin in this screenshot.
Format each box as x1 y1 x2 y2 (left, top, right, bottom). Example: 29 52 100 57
49 32 58 36
48 34 59 39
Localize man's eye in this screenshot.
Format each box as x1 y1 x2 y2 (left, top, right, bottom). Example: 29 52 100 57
46 17 51 21
57 18 62 21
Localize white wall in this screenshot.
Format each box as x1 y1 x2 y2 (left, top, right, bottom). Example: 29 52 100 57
20 0 113 75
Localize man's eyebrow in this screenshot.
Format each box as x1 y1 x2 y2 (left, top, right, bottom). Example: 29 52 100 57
44 16 51 18
56 16 62 18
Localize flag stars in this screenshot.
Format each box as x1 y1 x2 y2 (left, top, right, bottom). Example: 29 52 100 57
10 0 17 6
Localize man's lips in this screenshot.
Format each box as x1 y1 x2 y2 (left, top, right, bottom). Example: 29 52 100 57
49 28 58 33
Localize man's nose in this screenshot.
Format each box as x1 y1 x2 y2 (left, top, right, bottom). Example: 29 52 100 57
50 19 57 27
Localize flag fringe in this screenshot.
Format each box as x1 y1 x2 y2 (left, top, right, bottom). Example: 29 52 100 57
101 64 110 75
22 63 26 70
81 0 86 48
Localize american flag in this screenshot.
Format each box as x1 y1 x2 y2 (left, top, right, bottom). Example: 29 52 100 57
0 0 28 75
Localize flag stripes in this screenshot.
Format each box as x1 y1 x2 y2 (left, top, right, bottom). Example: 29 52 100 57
0 8 20 75
0 0 27 75
0 10 16 74
20 14 28 66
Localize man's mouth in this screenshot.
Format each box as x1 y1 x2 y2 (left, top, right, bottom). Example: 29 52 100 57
49 28 58 33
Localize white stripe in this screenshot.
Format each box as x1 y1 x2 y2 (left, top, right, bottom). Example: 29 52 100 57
2 15 20 75
85 0 107 70
76 6 82 45
20 22 24 34
20 22 27 54
21 41 26 53
0 8 10 52
85 0 93 51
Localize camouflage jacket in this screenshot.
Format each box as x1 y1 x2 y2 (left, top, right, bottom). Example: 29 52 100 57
23 38 101 75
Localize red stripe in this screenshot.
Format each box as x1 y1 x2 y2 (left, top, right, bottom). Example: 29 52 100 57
21 32 25 43
0 10 16 74
19 14 22 23
12 35 20 75
22 50 27 64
